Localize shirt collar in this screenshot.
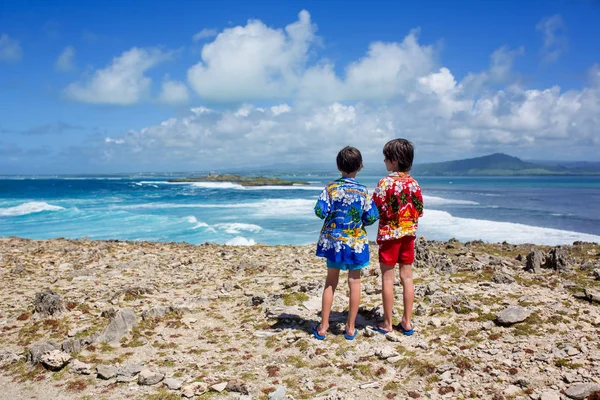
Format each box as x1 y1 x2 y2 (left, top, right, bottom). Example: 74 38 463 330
338 176 358 183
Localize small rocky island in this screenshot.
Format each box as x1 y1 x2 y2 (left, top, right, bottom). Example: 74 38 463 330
168 174 309 187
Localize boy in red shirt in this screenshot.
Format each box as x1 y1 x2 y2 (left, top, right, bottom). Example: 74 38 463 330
372 139 424 335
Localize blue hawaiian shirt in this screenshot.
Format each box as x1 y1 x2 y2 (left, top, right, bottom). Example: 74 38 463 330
315 177 379 265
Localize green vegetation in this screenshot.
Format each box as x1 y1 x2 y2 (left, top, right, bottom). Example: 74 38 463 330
168 174 309 186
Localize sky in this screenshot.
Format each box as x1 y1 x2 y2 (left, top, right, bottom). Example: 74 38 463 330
0 0 599 174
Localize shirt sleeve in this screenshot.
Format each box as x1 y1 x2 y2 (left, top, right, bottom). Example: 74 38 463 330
373 178 387 215
314 187 331 220
362 193 379 226
413 181 424 217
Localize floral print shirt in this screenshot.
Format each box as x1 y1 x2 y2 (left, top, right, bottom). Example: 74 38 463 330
373 172 424 243
315 177 379 265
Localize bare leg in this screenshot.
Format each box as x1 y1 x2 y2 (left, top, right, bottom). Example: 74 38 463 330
345 269 361 335
379 262 396 332
399 263 414 330
317 268 340 336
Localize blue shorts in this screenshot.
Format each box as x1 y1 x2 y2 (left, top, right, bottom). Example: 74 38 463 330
326 260 369 271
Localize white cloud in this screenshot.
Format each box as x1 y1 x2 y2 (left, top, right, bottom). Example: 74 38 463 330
271 104 291 115
536 14 567 63
192 28 218 41
188 10 316 102
159 79 190 104
65 47 172 105
55 46 75 72
0 33 22 62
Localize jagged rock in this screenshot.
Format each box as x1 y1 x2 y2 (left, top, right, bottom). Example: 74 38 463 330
584 288 600 304
182 382 208 398
110 285 155 302
61 338 82 354
496 306 531 325
70 359 92 375
540 390 561 400
164 377 183 390
375 347 400 360
414 303 427 316
27 341 59 364
525 250 545 273
40 350 71 371
593 269 600 280
117 364 144 379
545 247 569 272
434 259 455 274
564 383 600 400
33 290 65 317
96 308 138 343
141 306 170 320
385 333 402 342
0 350 22 366
269 385 286 400
211 382 228 392
251 294 266 306
226 379 249 395
138 369 164 385
425 282 440 296
96 365 118 380
492 272 515 284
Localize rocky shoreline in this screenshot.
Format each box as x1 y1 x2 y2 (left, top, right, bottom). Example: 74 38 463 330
0 237 599 400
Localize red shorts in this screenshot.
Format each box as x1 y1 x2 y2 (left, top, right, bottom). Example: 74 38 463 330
378 236 416 265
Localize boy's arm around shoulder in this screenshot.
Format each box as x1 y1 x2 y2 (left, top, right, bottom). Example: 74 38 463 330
362 193 379 226
314 187 331 219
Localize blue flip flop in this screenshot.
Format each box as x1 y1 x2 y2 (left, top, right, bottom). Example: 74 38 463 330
312 326 326 340
396 323 414 336
344 329 358 340
372 326 391 335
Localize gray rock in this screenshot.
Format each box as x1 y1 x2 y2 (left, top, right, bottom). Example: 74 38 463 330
70 359 92 375
525 250 545 273
33 290 65 317
585 288 600 304
211 382 228 392
593 269 600 280
138 369 164 385
96 365 118 380
265 306 304 320
268 385 286 400
375 347 400 360
182 382 208 398
40 350 71 371
425 283 440 296
545 247 569 272
141 306 170 320
61 338 82 354
503 385 521 397
226 379 249 395
414 303 427 316
163 377 182 390
251 294 266 306
96 308 138 343
27 341 59 364
117 363 144 378
435 259 455 274
385 333 402 342
0 350 22 366
496 306 531 325
564 383 600 400
540 390 561 400
492 272 515 284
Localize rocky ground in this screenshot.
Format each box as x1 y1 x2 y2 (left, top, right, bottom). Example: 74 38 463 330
0 237 599 400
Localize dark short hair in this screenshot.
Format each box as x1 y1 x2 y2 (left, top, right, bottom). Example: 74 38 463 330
336 146 363 173
383 139 414 172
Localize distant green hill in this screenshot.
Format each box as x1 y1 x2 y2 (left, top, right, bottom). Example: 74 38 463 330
412 153 600 176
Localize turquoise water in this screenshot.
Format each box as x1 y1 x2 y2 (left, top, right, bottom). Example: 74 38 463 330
1 175 600 245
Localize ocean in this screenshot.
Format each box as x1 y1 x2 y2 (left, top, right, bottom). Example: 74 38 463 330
1 174 600 246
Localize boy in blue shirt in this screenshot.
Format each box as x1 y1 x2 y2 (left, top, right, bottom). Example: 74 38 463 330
312 146 379 340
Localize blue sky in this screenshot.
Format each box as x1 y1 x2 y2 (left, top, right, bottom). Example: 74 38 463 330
1 0 599 174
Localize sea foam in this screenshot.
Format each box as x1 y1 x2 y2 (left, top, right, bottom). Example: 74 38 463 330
420 209 600 245
0 202 65 217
